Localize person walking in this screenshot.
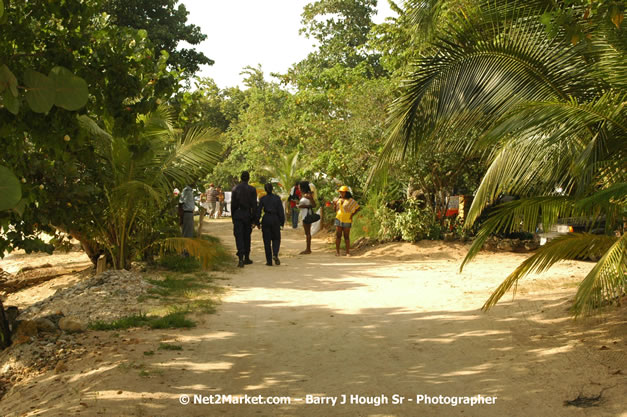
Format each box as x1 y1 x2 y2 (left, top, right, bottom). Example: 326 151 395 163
257 183 285 266
197 187 209 235
298 181 316 254
231 171 258 267
207 183 218 219
179 184 195 238
334 186 360 256
288 182 301 229
217 186 225 217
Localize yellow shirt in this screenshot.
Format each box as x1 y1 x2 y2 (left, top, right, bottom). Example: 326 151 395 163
336 198 359 223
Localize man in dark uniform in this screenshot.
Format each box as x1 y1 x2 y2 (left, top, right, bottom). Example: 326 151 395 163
257 183 285 266
231 171 258 267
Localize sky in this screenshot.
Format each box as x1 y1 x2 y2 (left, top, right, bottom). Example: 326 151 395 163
179 0 396 89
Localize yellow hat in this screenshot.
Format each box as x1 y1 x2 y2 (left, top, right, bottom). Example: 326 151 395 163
338 185 349 192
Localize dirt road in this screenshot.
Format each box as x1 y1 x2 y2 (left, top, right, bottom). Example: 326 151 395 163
1 218 625 416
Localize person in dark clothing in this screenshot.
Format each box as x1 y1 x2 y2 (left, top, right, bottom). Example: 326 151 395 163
257 183 285 266
231 171 258 267
179 184 195 238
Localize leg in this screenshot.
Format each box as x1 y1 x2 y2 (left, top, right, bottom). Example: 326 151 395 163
182 212 195 238
300 223 312 254
292 208 299 228
343 227 351 256
233 220 245 266
243 219 253 263
197 207 206 235
262 226 273 265
272 223 281 264
335 226 343 256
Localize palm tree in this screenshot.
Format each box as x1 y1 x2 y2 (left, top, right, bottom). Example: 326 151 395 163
261 151 301 193
79 107 222 269
377 1 626 315
260 150 302 212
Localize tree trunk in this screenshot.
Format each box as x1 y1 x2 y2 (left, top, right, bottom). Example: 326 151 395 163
0 299 12 350
53 226 102 266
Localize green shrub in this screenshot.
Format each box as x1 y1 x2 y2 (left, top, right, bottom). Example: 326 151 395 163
393 199 443 242
149 312 195 329
374 205 400 241
157 254 201 272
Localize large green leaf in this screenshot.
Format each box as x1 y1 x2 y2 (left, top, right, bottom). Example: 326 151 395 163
0 165 22 211
0 66 19 113
24 69 54 113
0 0 4 19
49 66 88 111
0 64 17 96
1 88 19 114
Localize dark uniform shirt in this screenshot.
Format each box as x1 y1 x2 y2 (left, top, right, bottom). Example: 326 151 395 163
257 193 285 227
231 182 258 222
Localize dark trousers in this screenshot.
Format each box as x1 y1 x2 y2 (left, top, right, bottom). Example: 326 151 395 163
262 223 281 264
182 212 194 237
233 219 252 259
291 207 299 228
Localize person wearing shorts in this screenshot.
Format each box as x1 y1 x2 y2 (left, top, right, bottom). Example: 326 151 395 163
334 186 360 256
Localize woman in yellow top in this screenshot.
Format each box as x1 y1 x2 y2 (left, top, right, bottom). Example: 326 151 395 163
334 186 360 256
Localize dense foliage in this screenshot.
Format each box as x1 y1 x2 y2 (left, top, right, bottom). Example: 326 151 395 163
0 0 212 265
380 0 625 314
1 0 624 315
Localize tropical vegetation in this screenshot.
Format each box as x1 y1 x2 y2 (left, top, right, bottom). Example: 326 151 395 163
0 0 624 316
380 0 625 315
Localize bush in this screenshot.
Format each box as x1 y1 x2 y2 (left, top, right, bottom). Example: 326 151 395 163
394 199 443 241
374 205 400 241
157 254 201 273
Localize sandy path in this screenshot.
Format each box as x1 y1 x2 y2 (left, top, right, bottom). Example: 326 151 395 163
1 218 625 416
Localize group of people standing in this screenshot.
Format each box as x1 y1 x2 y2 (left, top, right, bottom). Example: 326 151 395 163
198 184 226 235
175 183 227 238
230 171 361 269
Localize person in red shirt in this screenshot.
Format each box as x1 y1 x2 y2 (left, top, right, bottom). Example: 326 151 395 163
288 182 301 229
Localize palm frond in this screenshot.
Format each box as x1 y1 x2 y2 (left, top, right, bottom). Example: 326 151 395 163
160 237 225 270
572 233 627 316
162 126 222 186
461 196 593 270
576 183 627 210
137 105 175 138
384 7 588 157
463 138 581 226
111 180 162 206
482 233 619 311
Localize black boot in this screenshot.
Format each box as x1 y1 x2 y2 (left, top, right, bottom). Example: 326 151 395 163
237 257 244 268
273 256 280 265
244 256 253 265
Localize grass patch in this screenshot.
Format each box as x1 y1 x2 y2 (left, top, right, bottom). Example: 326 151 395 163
149 312 195 329
89 313 152 331
157 254 201 273
147 275 207 297
143 350 155 356
158 343 183 351
89 311 195 331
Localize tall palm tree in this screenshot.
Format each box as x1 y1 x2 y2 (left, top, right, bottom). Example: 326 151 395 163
378 1 626 315
79 107 222 269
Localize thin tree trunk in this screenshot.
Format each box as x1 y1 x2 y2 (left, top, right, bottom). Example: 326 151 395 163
0 299 12 350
